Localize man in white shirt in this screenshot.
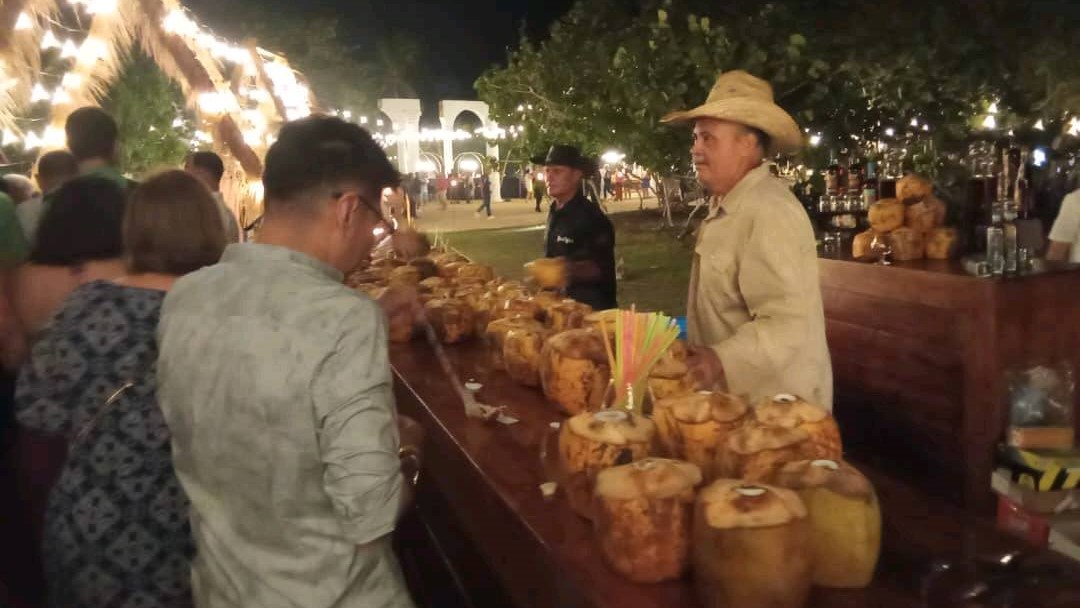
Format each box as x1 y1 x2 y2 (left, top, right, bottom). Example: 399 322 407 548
186 151 241 243
1047 188 1080 263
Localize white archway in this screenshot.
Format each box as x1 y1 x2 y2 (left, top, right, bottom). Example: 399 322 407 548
439 100 501 201
378 98 421 173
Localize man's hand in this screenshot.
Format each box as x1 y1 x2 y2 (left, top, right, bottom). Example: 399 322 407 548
686 345 725 391
397 415 425 488
397 414 425 452
376 285 423 321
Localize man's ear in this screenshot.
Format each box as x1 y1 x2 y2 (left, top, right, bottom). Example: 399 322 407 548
335 192 359 228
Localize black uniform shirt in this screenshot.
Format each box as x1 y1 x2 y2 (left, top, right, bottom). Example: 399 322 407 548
545 193 617 310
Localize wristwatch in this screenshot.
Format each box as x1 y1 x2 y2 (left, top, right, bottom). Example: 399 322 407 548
399 445 422 486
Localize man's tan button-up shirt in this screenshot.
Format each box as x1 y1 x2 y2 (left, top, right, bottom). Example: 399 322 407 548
687 164 833 409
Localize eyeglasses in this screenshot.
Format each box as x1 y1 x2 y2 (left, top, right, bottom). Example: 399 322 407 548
332 190 395 237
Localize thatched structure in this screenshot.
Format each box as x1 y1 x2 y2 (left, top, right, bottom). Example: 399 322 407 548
0 0 318 225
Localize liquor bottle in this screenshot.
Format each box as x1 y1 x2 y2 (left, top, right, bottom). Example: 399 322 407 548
837 147 850 194
848 150 864 195
826 150 841 196
1013 148 1031 219
987 160 1008 277
1003 201 1019 275
862 160 878 209
987 202 1005 277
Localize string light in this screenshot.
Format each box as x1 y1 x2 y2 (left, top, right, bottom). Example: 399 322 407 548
43 126 65 147
40 31 62 50
52 88 72 105
61 72 83 89
23 131 43 150
30 84 51 102
60 40 79 59
1034 119 1045 131
83 0 118 15
77 38 108 65
197 91 238 115
982 115 997 130
1069 117 1080 137
163 9 199 37
809 134 822 147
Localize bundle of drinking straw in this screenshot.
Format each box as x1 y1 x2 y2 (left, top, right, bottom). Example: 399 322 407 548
600 308 682 412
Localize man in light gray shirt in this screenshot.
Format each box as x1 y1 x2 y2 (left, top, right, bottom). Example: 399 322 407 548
158 116 421 608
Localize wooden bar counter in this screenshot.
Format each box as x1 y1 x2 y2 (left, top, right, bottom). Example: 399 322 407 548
390 340 1080 608
819 258 1080 512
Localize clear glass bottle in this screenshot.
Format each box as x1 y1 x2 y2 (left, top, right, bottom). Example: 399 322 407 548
987 202 1005 277
1014 148 1031 219
1003 201 1019 275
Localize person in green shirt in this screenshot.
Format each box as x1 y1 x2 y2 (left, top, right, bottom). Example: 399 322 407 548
61 106 137 193
0 191 27 265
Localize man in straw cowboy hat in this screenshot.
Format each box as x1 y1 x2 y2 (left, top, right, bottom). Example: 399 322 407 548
662 70 833 409
531 144 617 310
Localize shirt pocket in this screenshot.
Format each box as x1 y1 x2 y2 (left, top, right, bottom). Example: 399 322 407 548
694 241 742 310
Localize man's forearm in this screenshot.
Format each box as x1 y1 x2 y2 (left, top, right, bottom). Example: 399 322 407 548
1047 240 1071 262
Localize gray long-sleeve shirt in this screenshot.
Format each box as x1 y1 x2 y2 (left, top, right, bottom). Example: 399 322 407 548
157 243 414 608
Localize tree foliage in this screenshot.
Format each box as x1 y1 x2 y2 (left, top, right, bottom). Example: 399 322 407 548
477 0 1080 177
102 53 191 177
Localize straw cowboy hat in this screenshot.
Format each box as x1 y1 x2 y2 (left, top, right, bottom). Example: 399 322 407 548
661 70 803 156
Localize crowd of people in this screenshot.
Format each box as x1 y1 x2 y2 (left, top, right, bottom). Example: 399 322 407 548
0 108 425 608
0 68 839 608
387 170 495 220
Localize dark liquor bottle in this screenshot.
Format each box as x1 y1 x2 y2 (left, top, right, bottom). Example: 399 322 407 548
862 160 878 209
826 150 841 196
848 150 864 195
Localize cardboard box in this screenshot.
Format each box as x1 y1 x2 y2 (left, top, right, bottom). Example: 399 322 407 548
996 445 1080 491
992 469 1080 514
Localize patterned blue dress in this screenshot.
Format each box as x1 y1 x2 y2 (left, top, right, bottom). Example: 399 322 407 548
15 281 193 608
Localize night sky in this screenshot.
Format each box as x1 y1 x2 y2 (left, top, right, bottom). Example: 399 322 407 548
189 0 575 104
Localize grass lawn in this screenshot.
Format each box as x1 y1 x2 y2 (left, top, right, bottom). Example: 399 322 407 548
443 210 695 315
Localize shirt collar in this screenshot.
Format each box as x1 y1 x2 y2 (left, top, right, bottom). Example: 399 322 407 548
705 163 771 221
551 192 586 215
221 243 344 283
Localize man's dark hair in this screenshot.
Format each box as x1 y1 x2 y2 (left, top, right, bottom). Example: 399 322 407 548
65 106 119 162
263 115 399 215
741 125 772 157
187 151 225 186
36 150 79 192
30 176 125 265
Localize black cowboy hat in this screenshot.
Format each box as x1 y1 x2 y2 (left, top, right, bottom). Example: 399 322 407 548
530 145 598 174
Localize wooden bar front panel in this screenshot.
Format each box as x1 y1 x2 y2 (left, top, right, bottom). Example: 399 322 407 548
820 259 1080 511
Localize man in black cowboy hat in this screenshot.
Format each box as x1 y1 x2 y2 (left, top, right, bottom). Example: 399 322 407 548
532 145 617 310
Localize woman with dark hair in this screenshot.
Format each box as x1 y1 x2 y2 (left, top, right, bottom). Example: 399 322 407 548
15 170 226 608
9 176 128 342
